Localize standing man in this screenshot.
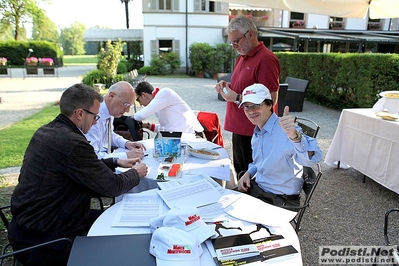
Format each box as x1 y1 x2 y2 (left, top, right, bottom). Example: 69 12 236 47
9 84 148 266
215 15 281 176
86 81 145 160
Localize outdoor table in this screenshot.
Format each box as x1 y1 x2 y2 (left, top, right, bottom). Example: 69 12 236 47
325 108 399 194
67 137 303 266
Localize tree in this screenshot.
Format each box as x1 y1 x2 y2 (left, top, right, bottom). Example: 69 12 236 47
0 0 45 40
60 22 86 55
31 9 59 42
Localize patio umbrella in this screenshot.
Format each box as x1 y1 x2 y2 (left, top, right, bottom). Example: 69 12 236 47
224 0 399 19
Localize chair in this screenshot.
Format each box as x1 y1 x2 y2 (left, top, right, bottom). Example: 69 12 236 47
370 208 399 266
284 76 310 112
0 205 73 266
196 111 224 147
113 115 150 141
277 83 289 116
216 73 232 101
281 163 323 234
294 117 320 138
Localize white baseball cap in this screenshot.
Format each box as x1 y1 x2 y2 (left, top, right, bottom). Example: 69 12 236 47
239 83 272 108
149 227 203 266
162 205 215 243
149 215 166 233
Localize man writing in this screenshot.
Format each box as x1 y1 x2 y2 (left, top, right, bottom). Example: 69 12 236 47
9 84 148 266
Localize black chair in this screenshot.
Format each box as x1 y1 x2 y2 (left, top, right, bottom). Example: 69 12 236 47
281 163 323 234
294 117 320 138
0 205 73 266
277 83 289 116
113 115 150 141
284 76 310 112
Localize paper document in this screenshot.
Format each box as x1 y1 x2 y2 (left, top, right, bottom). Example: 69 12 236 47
111 193 165 227
157 174 225 194
224 193 297 226
157 179 221 208
184 158 231 181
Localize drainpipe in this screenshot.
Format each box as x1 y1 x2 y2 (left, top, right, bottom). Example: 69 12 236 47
186 0 188 74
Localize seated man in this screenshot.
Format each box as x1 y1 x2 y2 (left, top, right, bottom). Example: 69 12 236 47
133 81 203 134
9 84 148 266
237 83 322 207
86 81 145 160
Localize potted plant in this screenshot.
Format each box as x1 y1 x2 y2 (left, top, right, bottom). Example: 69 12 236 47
40 58 54 66
26 57 38 66
330 21 344 29
0 57 7 66
292 21 305 28
189 43 212 78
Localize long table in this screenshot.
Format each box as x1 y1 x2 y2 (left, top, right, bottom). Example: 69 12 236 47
325 108 399 194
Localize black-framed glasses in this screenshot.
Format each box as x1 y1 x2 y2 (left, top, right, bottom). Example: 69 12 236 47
82 109 100 121
240 102 264 111
115 93 132 108
230 30 249 47
136 95 141 102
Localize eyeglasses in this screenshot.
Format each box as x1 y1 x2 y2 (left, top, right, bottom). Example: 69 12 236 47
136 95 141 102
240 102 264 111
82 109 100 121
115 93 132 108
230 30 249 47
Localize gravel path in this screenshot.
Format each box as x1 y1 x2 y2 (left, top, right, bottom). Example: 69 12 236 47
1 68 399 266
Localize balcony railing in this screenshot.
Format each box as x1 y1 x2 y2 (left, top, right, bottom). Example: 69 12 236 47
330 21 344 30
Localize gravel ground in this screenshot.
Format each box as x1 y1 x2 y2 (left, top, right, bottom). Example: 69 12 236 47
1 68 399 265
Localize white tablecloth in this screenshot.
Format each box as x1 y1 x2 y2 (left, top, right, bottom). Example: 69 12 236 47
325 108 399 194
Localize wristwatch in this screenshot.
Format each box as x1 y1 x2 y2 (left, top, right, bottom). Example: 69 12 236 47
234 94 241 105
113 157 119 168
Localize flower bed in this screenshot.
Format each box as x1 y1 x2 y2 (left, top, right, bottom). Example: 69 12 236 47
26 57 38 66
40 58 54 66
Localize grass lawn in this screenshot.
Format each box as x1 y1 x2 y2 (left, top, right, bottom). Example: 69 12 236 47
0 104 60 169
63 55 97 66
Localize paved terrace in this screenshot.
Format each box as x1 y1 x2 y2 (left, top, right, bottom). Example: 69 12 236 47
1 66 399 265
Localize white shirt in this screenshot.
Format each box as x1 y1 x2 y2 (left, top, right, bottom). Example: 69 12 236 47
133 87 203 133
85 101 129 159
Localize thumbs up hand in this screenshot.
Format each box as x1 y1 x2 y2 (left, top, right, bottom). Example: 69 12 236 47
278 106 296 138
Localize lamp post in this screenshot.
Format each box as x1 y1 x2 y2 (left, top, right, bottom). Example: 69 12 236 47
25 48 33 66
121 0 132 59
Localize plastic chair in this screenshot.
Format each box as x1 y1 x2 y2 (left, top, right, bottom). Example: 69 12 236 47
281 163 323 234
0 205 73 266
196 111 224 147
384 209 399 264
277 83 289 116
284 76 310 112
294 117 320 138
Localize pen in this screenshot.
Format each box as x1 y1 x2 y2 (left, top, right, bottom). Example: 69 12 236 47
144 154 148 157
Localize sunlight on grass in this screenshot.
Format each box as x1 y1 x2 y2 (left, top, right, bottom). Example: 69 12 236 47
64 55 97 66
0 105 60 169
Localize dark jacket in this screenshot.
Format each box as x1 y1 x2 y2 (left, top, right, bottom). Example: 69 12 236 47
10 114 140 237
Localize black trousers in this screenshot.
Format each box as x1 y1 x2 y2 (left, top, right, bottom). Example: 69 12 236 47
232 133 253 176
249 179 300 210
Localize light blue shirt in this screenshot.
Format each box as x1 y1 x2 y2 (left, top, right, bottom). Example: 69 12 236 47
247 113 322 195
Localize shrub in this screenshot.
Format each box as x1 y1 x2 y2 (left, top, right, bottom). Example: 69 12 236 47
162 52 181 74
138 66 154 75
81 69 107 87
150 56 168 75
189 43 213 74
117 62 127 74
97 39 124 79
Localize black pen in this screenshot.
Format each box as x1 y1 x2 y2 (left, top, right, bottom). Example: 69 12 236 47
144 154 148 157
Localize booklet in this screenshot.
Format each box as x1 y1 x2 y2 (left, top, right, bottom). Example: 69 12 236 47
212 234 261 263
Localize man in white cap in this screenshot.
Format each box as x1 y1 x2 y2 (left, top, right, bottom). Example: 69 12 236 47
237 83 322 207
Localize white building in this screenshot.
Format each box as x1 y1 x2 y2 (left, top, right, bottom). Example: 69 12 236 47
84 1 399 71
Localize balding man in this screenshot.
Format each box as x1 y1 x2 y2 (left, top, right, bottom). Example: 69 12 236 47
86 81 145 160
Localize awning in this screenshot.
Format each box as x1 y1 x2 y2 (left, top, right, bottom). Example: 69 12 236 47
229 4 271 11
83 29 143 42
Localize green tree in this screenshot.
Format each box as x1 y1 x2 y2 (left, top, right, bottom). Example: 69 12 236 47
31 9 59 42
60 22 86 55
97 39 124 79
0 0 45 40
